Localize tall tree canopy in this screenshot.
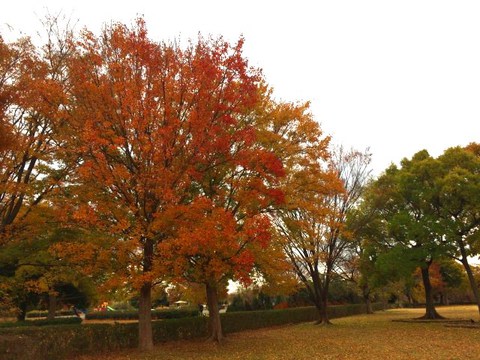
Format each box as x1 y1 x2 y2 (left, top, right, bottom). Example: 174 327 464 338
0 29 76 315
360 145 480 318
363 151 449 319
435 144 480 314
60 19 286 349
274 145 371 324
0 35 68 243
157 87 286 342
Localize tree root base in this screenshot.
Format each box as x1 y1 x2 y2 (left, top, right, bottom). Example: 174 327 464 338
415 313 446 320
205 335 226 344
314 320 333 326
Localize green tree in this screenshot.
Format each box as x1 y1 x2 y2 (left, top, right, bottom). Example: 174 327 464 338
436 145 480 314
343 186 387 314
365 151 448 319
0 216 98 320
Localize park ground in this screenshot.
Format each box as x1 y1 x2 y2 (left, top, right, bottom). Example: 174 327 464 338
78 305 480 360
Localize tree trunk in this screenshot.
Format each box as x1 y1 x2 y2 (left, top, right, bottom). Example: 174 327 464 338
440 292 449 306
458 242 480 316
206 282 223 342
319 296 330 325
365 295 373 314
362 284 373 314
317 282 331 325
419 264 444 319
16 302 27 322
47 293 57 320
406 292 413 305
313 301 323 323
310 270 331 325
461 258 480 316
138 238 154 351
138 282 153 351
309 272 324 324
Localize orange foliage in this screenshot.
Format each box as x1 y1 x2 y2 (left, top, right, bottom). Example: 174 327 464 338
412 262 446 301
0 34 70 247
59 19 285 300
159 198 274 287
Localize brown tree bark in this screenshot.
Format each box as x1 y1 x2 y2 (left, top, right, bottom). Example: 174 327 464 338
362 284 373 314
16 302 27 322
138 282 153 351
47 293 57 320
206 282 224 342
458 241 480 316
461 259 480 315
316 274 332 325
318 298 331 325
309 270 332 325
419 264 444 319
313 301 323 324
138 239 154 351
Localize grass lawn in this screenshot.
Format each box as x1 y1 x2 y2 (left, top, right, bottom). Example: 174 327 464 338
77 305 480 360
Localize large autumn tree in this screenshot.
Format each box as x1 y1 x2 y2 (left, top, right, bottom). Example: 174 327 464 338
274 144 371 324
0 28 76 314
0 34 67 243
159 88 291 342
258 94 357 325
64 20 268 350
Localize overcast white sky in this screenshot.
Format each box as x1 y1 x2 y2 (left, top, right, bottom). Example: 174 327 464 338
2 0 480 176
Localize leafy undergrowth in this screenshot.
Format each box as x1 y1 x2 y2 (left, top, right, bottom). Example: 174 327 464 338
76 305 480 360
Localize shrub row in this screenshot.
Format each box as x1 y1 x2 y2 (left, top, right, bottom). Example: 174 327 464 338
26 310 75 319
0 317 208 360
25 308 200 321
0 303 384 360
85 307 200 320
221 303 385 333
0 317 82 328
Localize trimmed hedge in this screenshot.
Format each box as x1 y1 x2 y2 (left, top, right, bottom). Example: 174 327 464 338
221 303 385 333
24 308 200 321
86 307 200 321
0 317 208 360
0 323 138 360
26 310 75 319
0 303 384 360
0 317 82 328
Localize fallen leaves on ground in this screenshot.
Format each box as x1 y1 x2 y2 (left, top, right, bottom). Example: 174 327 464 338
76 305 480 360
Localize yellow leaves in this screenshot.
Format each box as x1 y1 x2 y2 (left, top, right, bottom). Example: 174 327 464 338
23 278 49 293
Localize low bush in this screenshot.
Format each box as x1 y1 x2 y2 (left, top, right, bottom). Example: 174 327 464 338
85 307 200 320
221 306 316 333
26 310 75 319
0 317 208 360
221 303 385 333
0 323 136 360
0 317 82 328
0 303 384 360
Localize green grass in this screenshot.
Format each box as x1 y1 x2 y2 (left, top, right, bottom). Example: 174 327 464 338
76 305 480 360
